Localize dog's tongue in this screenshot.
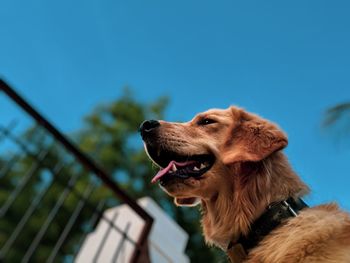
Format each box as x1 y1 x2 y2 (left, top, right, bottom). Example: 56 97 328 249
151 160 195 183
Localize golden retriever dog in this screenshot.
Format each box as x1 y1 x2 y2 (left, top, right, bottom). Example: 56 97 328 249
139 106 350 263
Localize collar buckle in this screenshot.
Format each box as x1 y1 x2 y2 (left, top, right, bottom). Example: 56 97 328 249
282 200 298 217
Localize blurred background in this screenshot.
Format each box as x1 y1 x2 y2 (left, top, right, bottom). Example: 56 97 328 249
1 0 350 262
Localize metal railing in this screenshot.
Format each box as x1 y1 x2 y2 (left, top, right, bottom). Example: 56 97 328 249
0 79 153 263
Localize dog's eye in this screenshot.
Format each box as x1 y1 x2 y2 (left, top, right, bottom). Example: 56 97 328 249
197 118 216 126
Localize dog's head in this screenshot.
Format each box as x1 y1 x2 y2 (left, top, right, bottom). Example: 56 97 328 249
140 106 287 207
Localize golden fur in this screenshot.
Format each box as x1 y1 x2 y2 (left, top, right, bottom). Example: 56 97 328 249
144 106 350 262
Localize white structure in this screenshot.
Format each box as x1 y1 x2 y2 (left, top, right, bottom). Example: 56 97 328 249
75 197 190 263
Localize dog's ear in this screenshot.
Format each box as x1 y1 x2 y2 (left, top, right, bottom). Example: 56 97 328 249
222 107 288 164
174 197 201 207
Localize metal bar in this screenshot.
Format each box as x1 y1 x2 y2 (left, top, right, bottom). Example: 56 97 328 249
53 177 136 242
46 182 95 263
0 162 65 259
0 124 41 179
0 123 42 182
0 148 49 217
72 200 106 259
0 125 40 160
21 169 82 263
0 154 21 178
0 79 153 262
0 120 18 144
149 241 174 263
130 227 151 263
92 210 119 263
112 221 131 263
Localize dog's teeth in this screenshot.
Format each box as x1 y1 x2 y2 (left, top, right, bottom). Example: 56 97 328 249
193 166 200 171
200 163 206 169
172 164 177 172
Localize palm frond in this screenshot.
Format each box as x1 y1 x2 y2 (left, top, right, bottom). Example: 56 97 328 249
323 102 350 127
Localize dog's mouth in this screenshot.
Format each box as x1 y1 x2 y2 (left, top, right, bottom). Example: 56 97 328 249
144 145 215 185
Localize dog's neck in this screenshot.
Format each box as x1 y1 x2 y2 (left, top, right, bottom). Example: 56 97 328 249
200 151 309 249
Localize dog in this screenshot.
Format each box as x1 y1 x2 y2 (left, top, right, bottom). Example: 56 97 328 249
140 106 350 263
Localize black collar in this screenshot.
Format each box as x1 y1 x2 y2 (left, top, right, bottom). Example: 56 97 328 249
228 197 308 253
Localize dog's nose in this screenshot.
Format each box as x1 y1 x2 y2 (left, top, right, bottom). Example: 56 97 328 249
139 120 160 139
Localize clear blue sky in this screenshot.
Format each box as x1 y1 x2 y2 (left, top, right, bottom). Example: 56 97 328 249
1 0 350 209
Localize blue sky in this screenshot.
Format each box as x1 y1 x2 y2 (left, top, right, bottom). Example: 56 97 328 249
1 0 350 209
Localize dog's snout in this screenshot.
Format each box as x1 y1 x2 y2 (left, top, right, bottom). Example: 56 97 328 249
139 120 160 139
